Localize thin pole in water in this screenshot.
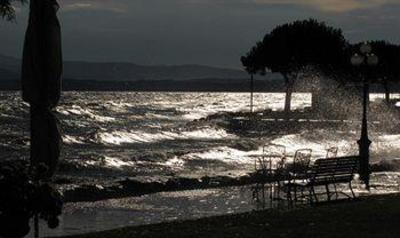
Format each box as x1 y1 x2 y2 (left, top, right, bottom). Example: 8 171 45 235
250 73 254 113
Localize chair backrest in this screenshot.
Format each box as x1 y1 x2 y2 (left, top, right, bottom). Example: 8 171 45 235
326 147 338 158
257 143 286 171
292 149 312 174
312 156 359 180
262 143 286 158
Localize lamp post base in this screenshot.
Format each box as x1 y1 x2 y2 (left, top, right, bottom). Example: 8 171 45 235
357 136 371 189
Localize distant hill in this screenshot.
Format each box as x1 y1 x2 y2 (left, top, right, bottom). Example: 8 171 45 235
0 54 284 91
0 54 255 81
0 55 20 73
62 61 250 81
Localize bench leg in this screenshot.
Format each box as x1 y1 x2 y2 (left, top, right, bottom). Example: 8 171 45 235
325 184 331 201
261 183 265 207
311 186 318 203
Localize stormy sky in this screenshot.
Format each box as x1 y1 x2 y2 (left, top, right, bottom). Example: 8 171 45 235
0 0 399 68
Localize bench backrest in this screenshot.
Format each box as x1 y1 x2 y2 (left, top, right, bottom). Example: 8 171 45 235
311 156 359 182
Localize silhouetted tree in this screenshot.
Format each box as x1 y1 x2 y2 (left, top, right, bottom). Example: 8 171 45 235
242 19 348 114
364 41 400 103
241 42 266 112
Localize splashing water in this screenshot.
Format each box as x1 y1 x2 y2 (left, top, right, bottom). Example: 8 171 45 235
1 91 400 181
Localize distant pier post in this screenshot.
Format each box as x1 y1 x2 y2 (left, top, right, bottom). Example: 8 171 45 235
250 73 254 113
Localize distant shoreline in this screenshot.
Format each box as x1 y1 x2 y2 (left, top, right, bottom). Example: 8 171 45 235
1 79 399 93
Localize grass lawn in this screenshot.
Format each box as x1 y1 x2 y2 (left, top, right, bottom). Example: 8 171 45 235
61 194 400 238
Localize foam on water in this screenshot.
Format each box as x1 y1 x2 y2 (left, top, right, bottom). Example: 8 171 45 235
270 133 358 159
58 105 115 122
96 127 236 145
2 91 400 180
184 146 261 164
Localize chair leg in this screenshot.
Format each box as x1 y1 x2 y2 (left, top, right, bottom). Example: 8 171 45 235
309 187 314 205
333 183 339 199
269 182 273 201
286 186 293 208
349 181 356 199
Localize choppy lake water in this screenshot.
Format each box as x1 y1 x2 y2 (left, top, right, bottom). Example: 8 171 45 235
2 91 400 182
3 91 400 237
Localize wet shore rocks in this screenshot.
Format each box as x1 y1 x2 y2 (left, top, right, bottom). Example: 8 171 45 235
60 175 255 203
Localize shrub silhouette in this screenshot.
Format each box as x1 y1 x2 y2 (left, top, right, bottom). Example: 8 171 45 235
0 161 63 238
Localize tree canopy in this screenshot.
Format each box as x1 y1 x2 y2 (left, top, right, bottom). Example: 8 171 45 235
242 19 349 113
242 19 348 78
362 41 400 84
0 0 25 20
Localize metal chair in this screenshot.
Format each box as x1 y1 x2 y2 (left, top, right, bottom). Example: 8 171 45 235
286 149 312 203
253 143 287 208
325 146 339 198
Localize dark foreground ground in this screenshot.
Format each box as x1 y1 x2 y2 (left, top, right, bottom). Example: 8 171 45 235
60 194 400 238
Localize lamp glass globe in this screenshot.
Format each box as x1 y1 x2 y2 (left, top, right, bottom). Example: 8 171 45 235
351 54 364 66
367 54 379 66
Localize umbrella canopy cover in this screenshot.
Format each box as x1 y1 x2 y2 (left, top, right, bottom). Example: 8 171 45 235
21 0 62 178
22 0 62 106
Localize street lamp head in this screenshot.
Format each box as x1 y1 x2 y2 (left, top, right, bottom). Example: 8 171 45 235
360 43 372 54
367 53 379 66
351 53 364 66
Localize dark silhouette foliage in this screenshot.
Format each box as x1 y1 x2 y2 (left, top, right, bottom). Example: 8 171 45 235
357 41 400 102
262 19 347 76
242 19 348 113
0 162 63 238
0 0 26 20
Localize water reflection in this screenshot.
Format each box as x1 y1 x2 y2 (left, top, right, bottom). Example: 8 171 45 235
30 172 400 237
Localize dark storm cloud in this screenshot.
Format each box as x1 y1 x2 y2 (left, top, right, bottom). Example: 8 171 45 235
1 0 399 68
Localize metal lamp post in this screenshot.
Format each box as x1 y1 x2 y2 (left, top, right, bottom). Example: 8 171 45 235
351 43 379 189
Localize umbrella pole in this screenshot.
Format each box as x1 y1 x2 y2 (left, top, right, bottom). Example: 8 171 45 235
30 105 40 238
34 212 39 238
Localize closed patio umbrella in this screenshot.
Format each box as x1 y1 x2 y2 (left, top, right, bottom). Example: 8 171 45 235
22 0 62 179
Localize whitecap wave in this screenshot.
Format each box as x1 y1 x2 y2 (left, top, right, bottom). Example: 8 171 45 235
96 128 236 145
184 146 262 164
83 156 135 169
270 133 358 159
58 105 115 122
63 135 85 145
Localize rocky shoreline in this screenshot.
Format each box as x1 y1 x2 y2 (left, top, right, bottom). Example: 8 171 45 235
58 158 400 203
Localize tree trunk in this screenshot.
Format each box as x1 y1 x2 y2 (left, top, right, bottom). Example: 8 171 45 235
384 81 390 104
284 75 293 116
311 89 321 112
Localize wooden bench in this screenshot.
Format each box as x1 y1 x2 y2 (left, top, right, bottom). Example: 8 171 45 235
287 156 359 203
